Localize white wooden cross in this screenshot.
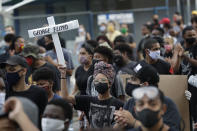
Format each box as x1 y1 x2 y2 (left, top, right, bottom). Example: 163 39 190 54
28 16 79 67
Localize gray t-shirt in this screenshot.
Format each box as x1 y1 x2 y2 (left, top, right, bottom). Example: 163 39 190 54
46 48 74 91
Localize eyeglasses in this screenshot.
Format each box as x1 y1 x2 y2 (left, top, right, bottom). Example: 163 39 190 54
132 86 159 100
94 78 108 84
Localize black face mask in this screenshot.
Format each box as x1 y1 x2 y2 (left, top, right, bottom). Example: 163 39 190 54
186 37 196 44
125 83 140 97
92 59 101 65
6 71 21 87
153 19 159 24
95 82 108 94
176 20 181 26
113 55 125 67
136 108 161 128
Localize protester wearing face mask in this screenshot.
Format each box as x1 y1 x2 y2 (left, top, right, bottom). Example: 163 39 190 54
128 87 171 131
59 61 124 128
143 38 173 74
164 37 174 58
96 35 113 48
120 24 136 49
99 23 107 35
0 70 6 110
151 14 160 29
172 26 197 122
42 98 73 131
114 61 181 130
21 44 61 94
113 43 136 75
87 46 125 101
33 67 61 102
8 36 25 57
2 55 48 127
106 21 121 43
72 44 93 96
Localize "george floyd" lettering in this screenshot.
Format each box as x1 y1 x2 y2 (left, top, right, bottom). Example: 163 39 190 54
53 24 68 32
33 28 50 36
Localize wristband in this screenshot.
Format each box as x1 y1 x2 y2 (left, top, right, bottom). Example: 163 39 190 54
60 77 67 79
132 119 136 127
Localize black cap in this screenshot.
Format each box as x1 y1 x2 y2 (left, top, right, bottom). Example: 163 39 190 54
133 61 160 85
5 55 28 68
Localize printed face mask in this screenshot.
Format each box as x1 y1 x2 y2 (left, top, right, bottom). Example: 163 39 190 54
42 118 65 131
149 50 161 60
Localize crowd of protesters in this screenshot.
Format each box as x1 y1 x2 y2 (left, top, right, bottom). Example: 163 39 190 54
0 10 197 131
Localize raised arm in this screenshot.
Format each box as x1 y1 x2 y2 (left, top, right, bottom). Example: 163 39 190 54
58 65 76 105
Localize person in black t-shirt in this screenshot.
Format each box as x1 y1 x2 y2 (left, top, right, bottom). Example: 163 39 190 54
73 44 93 95
3 55 48 119
59 61 124 128
20 44 61 93
113 43 136 75
143 38 173 74
173 26 197 122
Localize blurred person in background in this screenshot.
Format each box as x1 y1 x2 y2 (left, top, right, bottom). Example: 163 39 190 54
137 24 152 60
96 35 113 48
151 14 160 29
120 24 136 49
4 25 15 35
74 25 91 55
9 36 25 56
106 21 121 43
98 23 107 35
0 69 6 110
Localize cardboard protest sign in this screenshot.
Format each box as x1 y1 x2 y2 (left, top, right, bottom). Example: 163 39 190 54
159 75 190 131
28 16 79 67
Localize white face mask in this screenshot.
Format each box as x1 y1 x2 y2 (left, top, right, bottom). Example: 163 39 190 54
0 92 5 109
42 118 65 131
149 50 161 60
99 25 106 32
